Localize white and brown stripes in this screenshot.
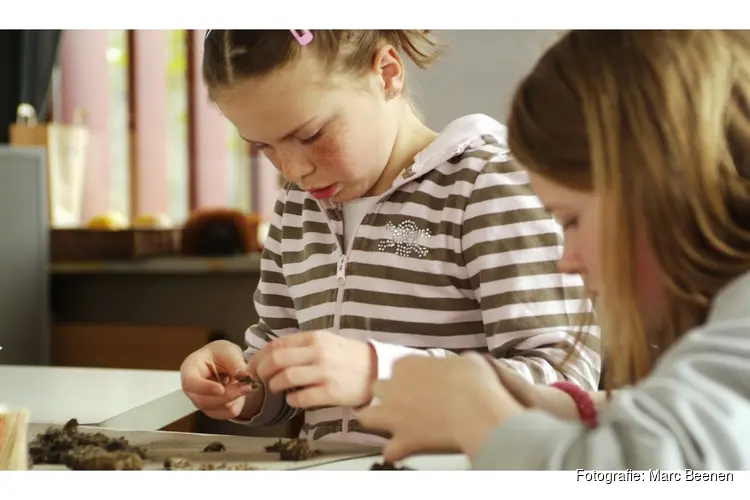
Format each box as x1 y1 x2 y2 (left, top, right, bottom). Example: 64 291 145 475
245 134 600 443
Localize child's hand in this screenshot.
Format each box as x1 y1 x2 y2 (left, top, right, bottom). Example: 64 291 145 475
180 340 257 420
247 331 377 409
358 353 524 462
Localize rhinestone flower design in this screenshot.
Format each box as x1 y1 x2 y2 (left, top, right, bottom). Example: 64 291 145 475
377 220 432 258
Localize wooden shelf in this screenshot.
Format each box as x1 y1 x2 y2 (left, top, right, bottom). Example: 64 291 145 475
50 254 262 275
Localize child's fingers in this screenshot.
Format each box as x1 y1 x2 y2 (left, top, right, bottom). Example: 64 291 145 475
468 352 538 407
357 404 393 431
224 382 254 401
185 392 225 410
382 437 417 464
186 391 244 411
181 370 225 396
267 365 324 394
244 354 260 379
256 346 318 382
285 384 335 409
244 344 277 378
213 347 249 377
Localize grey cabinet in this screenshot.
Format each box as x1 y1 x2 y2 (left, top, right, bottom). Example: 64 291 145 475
0 146 50 365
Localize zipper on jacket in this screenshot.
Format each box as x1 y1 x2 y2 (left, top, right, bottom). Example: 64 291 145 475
332 253 347 333
316 152 457 439
333 251 350 439
319 184 415 440
313 141 477 441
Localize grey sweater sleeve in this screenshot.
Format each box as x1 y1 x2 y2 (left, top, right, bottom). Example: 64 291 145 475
472 319 750 470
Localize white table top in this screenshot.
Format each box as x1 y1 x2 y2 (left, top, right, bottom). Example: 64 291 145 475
0 365 195 430
306 453 471 470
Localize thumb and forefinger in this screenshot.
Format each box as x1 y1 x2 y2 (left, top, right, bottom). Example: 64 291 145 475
182 341 247 396
212 340 249 375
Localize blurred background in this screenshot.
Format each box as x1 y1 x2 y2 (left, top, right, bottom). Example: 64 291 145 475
1 30 561 227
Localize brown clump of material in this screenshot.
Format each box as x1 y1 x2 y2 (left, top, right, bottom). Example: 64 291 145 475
163 458 192 470
65 445 143 470
370 461 413 470
264 438 320 461
279 439 320 461
263 439 284 453
28 418 147 469
202 441 226 452
236 375 262 391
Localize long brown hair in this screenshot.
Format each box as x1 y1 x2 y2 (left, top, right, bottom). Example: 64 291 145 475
202 30 443 95
507 30 750 388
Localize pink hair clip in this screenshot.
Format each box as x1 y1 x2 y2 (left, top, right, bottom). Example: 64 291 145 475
290 30 313 46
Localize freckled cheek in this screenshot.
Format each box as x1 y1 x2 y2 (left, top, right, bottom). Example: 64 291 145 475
310 138 355 179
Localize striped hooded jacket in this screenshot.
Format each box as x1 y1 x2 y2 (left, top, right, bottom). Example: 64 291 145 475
238 114 600 445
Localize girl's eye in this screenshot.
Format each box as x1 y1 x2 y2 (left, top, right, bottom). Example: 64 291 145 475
300 129 323 145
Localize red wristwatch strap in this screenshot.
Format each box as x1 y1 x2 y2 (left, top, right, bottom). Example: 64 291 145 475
551 381 598 428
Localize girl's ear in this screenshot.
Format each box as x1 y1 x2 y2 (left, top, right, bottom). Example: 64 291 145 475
373 44 405 97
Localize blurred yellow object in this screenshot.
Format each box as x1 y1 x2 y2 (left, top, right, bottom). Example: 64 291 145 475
132 213 172 229
86 212 128 230
0 407 29 470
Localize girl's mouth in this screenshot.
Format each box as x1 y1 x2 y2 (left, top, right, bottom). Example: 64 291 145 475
308 184 337 200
